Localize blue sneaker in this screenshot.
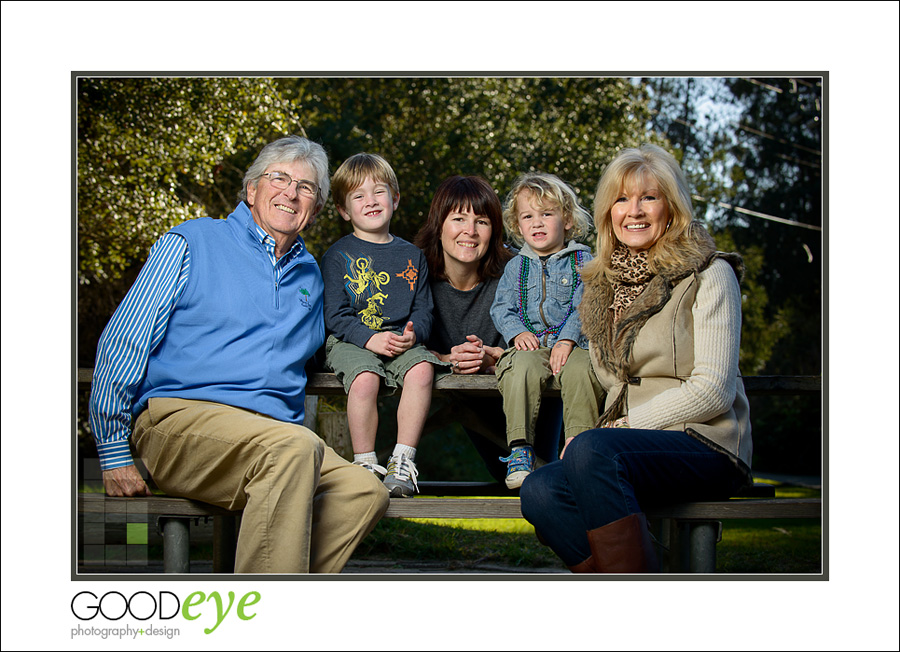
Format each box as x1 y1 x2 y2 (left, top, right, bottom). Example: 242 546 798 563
500 446 535 489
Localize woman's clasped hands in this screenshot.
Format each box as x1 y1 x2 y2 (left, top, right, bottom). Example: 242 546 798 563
446 334 503 374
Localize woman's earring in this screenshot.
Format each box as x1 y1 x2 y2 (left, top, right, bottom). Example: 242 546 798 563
665 221 672 232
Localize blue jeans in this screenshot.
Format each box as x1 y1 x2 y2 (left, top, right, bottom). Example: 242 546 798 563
519 428 748 566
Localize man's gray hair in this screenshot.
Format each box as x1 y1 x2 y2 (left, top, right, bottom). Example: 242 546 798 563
241 136 330 213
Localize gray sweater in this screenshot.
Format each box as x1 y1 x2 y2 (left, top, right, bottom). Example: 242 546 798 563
427 276 504 353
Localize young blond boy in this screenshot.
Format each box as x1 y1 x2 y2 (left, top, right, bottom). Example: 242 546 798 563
490 172 602 488
321 153 444 496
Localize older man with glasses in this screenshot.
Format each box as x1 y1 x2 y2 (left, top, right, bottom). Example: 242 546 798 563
89 135 389 573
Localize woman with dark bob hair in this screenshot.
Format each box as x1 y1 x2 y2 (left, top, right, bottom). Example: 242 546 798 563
415 176 562 481
520 144 752 572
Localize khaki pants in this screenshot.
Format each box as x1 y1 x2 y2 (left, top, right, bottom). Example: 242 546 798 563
133 397 389 573
496 347 602 443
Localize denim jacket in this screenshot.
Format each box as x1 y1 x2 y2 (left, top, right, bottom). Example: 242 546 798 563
490 240 593 349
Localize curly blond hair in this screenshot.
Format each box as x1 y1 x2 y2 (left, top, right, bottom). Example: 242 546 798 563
501 172 593 246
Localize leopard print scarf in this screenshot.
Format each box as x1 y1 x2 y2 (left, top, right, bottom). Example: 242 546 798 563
610 244 652 322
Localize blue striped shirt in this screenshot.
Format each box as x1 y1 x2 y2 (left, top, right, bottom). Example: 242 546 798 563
89 220 307 471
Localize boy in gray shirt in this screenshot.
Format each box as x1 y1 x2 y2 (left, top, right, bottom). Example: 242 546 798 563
321 153 446 496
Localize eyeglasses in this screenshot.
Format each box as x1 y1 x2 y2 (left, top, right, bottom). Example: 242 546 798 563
260 172 319 198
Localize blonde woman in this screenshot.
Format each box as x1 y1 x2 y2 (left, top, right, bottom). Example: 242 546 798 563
520 145 752 573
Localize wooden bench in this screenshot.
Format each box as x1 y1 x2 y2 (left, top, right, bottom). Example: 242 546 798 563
76 368 822 573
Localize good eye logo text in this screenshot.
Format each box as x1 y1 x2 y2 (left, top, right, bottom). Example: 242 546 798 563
71 590 260 634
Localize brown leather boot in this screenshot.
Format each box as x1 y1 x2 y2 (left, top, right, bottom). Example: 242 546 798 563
568 557 600 573
586 512 659 573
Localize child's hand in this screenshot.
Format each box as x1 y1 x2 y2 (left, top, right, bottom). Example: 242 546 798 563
514 331 540 351
389 321 417 355
550 339 576 374
365 331 396 357
482 344 505 374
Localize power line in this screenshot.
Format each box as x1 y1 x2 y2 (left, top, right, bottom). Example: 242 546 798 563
736 122 821 158
661 114 822 166
741 77 821 94
742 78 787 94
646 78 823 163
692 195 822 232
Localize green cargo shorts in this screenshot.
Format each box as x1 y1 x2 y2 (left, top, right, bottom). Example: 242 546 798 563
324 334 450 394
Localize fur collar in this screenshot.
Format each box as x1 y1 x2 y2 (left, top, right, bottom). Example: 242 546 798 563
579 224 743 383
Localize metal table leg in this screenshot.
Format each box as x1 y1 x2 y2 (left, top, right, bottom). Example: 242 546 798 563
688 520 721 573
160 517 190 573
213 515 237 573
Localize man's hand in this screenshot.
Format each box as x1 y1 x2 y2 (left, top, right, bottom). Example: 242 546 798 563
514 331 540 351
103 465 152 497
550 339 576 375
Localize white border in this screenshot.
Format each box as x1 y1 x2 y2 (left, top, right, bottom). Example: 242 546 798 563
3 2 898 650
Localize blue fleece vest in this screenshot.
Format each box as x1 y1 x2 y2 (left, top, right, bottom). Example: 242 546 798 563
135 204 325 424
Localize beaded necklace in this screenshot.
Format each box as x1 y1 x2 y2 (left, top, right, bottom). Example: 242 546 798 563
517 250 585 339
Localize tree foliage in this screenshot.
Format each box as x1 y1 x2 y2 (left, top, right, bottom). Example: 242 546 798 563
641 76 822 376
76 75 823 473
277 77 657 256
78 77 302 286
77 76 656 363
642 76 823 473
77 75 822 374
77 77 304 364
723 77 822 375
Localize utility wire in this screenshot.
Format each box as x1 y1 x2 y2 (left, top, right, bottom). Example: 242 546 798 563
737 122 821 158
646 78 823 161
664 114 822 164
693 195 822 232
643 79 824 231
741 77 822 94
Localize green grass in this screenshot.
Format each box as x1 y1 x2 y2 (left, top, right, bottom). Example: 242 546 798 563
351 516 567 571
715 518 821 573
80 480 821 574
351 485 822 574
715 485 822 574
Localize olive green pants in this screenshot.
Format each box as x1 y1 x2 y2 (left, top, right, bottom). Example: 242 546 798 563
496 346 602 444
133 397 389 573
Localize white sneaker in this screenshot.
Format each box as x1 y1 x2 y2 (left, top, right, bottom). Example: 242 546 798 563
383 454 419 497
353 460 387 479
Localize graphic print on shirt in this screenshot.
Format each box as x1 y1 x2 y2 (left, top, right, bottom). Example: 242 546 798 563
298 287 312 309
396 259 419 291
359 292 388 329
342 253 392 330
